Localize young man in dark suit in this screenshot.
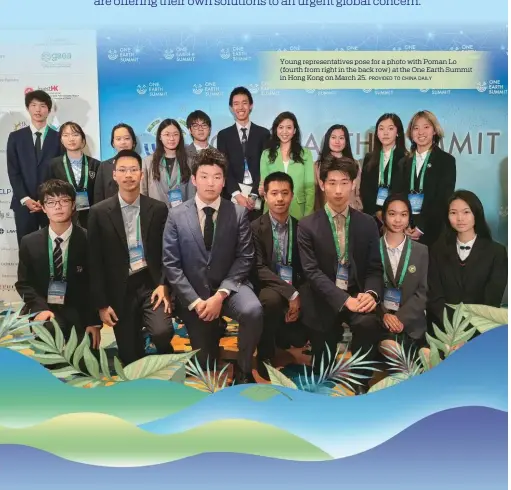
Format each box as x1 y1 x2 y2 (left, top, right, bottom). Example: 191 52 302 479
298 156 386 393
216 87 270 219
163 148 263 384
7 90 62 244
16 179 101 346
87 149 174 366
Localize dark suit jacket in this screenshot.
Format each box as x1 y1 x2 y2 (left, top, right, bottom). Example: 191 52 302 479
297 206 384 331
7 126 61 210
360 147 407 216
250 212 302 300
15 225 98 327
216 123 270 198
93 158 118 203
380 238 428 339
163 197 254 308
394 145 456 246
427 237 508 329
47 155 101 228
87 194 169 312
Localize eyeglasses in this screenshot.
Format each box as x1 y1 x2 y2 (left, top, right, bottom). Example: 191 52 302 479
191 123 209 130
61 133 81 138
44 198 73 208
161 132 179 138
115 167 141 174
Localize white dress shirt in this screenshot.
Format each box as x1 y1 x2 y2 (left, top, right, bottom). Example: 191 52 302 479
48 223 73 260
415 150 429 177
236 120 251 142
118 194 146 275
21 124 49 206
382 146 394 169
283 160 290 174
457 235 477 261
384 234 406 278
193 142 210 153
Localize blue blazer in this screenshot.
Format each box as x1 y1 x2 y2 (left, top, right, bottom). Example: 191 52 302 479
6 126 61 209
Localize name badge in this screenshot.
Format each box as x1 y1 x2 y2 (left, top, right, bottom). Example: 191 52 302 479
129 244 147 272
384 287 402 312
48 280 67 305
336 263 349 291
168 188 183 208
277 264 293 285
376 186 389 206
342 325 353 343
75 191 90 211
408 193 424 215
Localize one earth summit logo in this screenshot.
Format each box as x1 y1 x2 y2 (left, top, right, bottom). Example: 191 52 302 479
476 81 488 93
220 48 231 60
108 49 119 61
163 49 175 60
193 84 203 95
137 84 148 95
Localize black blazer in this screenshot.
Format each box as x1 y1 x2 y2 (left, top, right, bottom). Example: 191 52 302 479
216 123 270 198
47 155 101 229
250 212 303 300
394 145 456 246
427 236 508 329
93 158 118 203
87 194 169 312
297 207 384 331
15 225 98 327
360 147 407 216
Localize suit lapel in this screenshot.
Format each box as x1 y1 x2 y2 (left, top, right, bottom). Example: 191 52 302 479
139 195 153 250
261 213 274 264
380 238 397 287
446 242 463 289
40 227 51 289
319 209 338 277
392 237 411 288
22 128 37 166
347 208 361 289
39 128 56 166
186 200 208 259
107 197 129 255
210 199 231 263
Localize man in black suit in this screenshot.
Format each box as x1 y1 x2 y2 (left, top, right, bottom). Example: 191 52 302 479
88 149 174 366
298 156 386 393
7 90 62 244
16 179 101 346
251 172 307 378
216 87 270 220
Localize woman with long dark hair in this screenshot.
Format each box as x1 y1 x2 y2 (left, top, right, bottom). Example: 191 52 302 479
360 113 407 221
314 124 362 211
427 190 507 331
141 119 195 208
259 111 315 219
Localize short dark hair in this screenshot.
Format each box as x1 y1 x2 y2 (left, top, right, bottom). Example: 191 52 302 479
229 86 253 106
25 90 53 111
264 171 294 194
114 149 142 168
319 155 359 183
38 179 76 203
110 123 137 150
186 110 211 129
192 148 227 177
382 193 413 226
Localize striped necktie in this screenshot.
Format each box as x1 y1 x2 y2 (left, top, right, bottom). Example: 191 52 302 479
53 237 64 280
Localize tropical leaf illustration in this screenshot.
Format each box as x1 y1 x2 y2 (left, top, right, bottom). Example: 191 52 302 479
240 385 293 402
265 364 298 390
449 303 508 333
185 356 230 393
380 340 422 378
0 305 37 349
368 373 409 393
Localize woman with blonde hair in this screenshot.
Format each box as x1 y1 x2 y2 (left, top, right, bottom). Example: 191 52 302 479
395 110 456 246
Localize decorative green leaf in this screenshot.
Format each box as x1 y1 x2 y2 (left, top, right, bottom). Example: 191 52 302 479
432 324 450 346
64 328 78 362
170 365 187 383
52 320 65 352
461 304 508 333
50 366 82 378
67 377 97 388
124 354 188 381
368 373 409 393
265 364 298 389
429 343 442 368
240 385 283 402
99 348 113 381
29 340 59 354
114 357 129 381
425 332 449 355
30 353 65 365
72 334 90 371
419 349 431 372
83 344 101 379
31 324 57 350
185 356 230 393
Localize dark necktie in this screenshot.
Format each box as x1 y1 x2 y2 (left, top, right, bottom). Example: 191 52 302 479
34 132 42 161
203 207 215 251
459 245 471 250
53 237 64 280
241 127 247 156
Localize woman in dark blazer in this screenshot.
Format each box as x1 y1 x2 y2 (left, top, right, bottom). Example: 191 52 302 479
94 123 137 203
378 194 429 354
428 190 507 332
360 113 407 224
394 110 456 247
47 122 100 229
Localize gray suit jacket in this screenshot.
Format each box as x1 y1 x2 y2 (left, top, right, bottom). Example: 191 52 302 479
381 238 428 339
140 154 196 208
163 197 254 308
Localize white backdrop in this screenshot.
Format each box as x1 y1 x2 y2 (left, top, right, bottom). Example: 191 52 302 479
0 30 100 303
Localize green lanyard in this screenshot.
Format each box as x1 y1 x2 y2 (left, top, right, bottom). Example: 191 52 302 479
378 148 394 187
48 234 68 281
63 154 88 190
161 157 181 190
41 125 49 143
271 218 293 266
409 151 430 193
325 204 350 264
135 214 141 247
379 236 412 288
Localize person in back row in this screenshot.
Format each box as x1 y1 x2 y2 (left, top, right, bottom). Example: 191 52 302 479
163 148 263 384
88 150 174 366
186 110 212 161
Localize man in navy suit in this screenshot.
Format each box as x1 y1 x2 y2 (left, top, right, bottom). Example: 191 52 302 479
7 90 62 244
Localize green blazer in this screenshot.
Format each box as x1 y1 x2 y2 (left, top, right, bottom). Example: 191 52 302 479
260 147 315 219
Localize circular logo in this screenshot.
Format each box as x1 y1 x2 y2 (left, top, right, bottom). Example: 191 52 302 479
41 52 52 62
24 87 34 94
408 265 416 273
163 49 175 60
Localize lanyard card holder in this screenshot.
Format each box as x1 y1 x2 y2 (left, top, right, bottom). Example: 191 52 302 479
277 264 293 285
383 287 402 312
168 188 183 208
75 191 90 211
336 263 349 291
47 280 67 305
408 193 424 215
376 186 389 206
129 244 147 272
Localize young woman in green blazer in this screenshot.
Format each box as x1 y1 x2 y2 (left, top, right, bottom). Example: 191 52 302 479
259 111 315 219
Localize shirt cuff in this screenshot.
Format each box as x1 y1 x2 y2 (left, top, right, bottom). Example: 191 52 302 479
415 227 424 234
365 290 380 303
20 196 30 205
289 291 299 301
188 298 201 311
217 288 231 297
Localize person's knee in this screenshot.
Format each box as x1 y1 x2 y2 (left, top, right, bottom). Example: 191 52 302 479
259 288 284 313
239 299 264 334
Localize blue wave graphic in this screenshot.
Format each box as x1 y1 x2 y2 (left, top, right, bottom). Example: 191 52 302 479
0 407 506 490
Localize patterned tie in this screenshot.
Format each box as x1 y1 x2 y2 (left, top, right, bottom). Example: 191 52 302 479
203 207 215 251
335 213 345 263
34 132 42 161
241 127 247 156
53 237 64 280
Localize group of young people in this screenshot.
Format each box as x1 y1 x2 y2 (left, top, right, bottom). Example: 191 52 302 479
6 87 507 391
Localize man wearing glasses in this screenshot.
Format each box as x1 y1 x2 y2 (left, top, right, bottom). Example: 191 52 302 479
185 110 212 162
16 179 101 346
87 150 175 366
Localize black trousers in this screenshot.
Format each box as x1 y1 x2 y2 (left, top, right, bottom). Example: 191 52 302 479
14 207 48 245
257 287 307 360
113 270 174 366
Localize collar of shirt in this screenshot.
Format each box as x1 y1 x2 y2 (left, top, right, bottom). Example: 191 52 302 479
194 143 210 153
325 203 349 220
118 193 141 209
416 149 429 161
457 235 477 249
236 121 251 137
195 195 221 213
269 212 289 231
384 234 406 254
30 123 47 136
48 223 73 244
